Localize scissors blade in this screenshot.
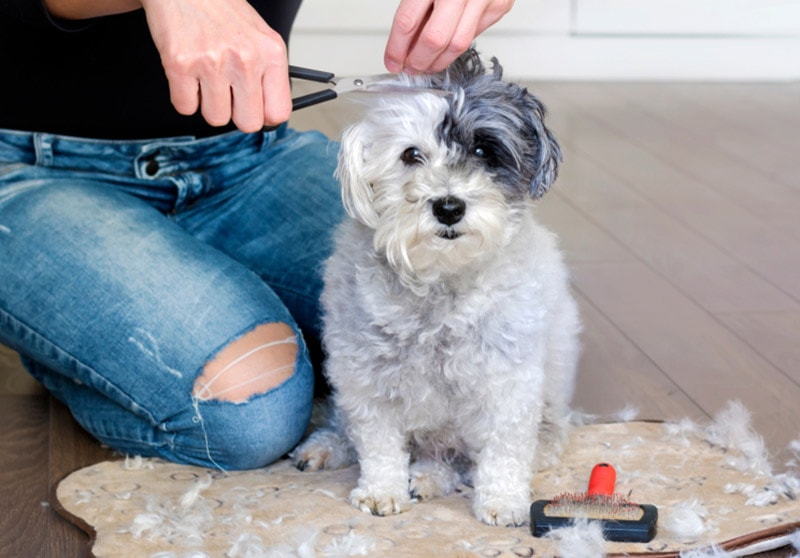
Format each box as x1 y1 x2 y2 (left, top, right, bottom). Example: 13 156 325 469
331 73 397 94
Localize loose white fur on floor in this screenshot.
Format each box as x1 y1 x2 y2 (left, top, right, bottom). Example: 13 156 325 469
663 499 712 542
702 401 799 508
678 545 734 558
126 475 216 546
790 529 800 558
543 518 606 558
291 48 580 527
705 401 772 477
58 419 800 558
124 473 379 558
611 404 640 423
657 402 800 555
663 417 703 448
787 438 800 471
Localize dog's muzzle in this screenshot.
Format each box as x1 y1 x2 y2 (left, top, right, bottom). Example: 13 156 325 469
432 196 466 239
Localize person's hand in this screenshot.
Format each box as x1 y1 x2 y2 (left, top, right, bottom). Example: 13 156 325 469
384 0 514 74
140 0 292 132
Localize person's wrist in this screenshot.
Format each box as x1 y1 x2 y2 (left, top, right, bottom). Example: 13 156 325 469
44 0 143 20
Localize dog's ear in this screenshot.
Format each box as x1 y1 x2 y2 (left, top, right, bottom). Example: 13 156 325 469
336 122 380 227
525 94 562 199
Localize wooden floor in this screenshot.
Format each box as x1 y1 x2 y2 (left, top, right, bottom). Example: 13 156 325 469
2 82 798 557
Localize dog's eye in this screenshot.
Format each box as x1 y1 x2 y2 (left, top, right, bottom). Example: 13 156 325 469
472 144 498 167
401 147 424 166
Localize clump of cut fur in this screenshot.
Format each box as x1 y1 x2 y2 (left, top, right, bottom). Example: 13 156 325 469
543 519 607 558
705 400 772 476
662 402 800 510
663 499 711 543
662 417 703 448
126 475 215 546
787 437 800 471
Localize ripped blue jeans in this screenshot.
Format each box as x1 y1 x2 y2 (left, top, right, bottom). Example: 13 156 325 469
0 126 343 470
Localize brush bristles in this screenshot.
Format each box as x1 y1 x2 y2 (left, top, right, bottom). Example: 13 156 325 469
544 493 645 521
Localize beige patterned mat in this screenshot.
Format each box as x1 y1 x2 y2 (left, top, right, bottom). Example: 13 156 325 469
56 413 800 557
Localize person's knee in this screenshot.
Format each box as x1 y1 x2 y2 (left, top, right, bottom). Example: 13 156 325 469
187 353 314 470
203 414 308 470
192 322 298 403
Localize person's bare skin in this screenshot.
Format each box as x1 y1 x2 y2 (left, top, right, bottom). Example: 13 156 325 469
43 0 515 130
384 0 514 74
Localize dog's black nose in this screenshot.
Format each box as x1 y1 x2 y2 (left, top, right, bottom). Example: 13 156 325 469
432 196 466 226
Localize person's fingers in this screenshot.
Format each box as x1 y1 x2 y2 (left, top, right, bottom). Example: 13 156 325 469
261 41 292 126
423 0 482 73
198 76 233 128
385 0 515 75
402 0 467 74
474 0 514 36
261 57 292 127
167 74 201 117
142 0 292 131
230 81 263 133
229 40 289 131
385 0 434 73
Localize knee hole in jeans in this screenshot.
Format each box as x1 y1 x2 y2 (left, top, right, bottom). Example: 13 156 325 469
192 322 298 403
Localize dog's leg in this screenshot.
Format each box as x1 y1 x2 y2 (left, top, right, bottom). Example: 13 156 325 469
469 383 543 527
535 298 581 471
409 458 462 501
532 404 570 472
471 446 535 526
348 416 413 516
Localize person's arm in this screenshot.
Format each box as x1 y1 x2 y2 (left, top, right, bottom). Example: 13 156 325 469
42 0 140 19
385 0 515 74
42 0 292 131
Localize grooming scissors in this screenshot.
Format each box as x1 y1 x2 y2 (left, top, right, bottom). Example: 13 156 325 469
289 66 397 111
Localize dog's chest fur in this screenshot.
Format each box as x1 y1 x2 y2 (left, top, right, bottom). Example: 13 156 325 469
322 214 563 433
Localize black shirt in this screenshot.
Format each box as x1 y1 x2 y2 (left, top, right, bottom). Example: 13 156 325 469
0 0 302 139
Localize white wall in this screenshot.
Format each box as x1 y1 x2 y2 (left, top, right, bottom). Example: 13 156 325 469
290 0 800 80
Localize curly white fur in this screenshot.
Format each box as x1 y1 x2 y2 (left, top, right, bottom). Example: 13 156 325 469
705 400 772 476
291 48 580 527
544 519 607 558
663 499 711 542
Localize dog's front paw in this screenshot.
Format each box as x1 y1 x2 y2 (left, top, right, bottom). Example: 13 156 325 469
350 487 412 516
290 429 355 472
473 493 530 527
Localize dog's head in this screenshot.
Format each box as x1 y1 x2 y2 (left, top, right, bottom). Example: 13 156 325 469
336 48 561 290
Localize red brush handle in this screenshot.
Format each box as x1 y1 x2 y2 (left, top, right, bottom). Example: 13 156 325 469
586 462 616 497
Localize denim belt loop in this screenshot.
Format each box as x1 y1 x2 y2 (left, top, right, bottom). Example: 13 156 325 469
33 133 55 167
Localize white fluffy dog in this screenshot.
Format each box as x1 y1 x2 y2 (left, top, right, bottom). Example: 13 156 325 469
291 49 581 527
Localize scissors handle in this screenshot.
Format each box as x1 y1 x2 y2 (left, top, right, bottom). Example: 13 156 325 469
291 89 338 111
289 65 338 110
289 65 335 83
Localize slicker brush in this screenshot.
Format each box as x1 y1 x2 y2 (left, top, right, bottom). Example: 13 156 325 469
530 462 658 542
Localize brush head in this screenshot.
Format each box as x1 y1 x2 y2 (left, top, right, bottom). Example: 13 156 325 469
530 463 658 543
530 498 658 542
545 492 646 521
